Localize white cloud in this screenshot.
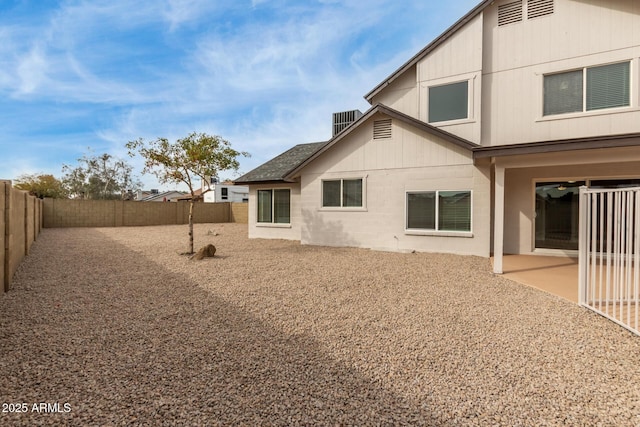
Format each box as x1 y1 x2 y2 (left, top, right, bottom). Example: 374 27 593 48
15 45 49 95
0 0 482 189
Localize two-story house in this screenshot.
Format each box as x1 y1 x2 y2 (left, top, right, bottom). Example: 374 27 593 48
236 0 640 275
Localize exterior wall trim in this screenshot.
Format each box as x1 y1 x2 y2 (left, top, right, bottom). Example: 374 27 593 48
474 133 640 159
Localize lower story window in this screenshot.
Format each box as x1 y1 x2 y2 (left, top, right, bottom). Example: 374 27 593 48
407 190 471 232
257 189 290 224
322 178 363 208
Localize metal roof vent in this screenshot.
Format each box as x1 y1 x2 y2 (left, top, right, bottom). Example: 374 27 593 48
527 0 553 19
373 119 392 140
332 109 363 137
498 0 523 26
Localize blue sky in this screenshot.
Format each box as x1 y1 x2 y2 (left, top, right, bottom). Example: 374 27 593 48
0 0 479 190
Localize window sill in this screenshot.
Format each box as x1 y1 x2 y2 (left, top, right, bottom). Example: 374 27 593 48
405 229 473 238
319 207 368 212
428 117 476 127
536 106 638 122
256 223 292 228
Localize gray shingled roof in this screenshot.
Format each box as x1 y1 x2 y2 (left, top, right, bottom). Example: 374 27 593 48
234 141 328 184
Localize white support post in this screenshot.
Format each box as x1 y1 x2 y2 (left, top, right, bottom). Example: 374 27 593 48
493 164 505 274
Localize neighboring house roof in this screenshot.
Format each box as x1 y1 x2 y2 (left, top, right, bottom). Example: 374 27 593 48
177 188 203 201
140 190 187 202
364 0 492 102
234 141 328 184
284 103 479 181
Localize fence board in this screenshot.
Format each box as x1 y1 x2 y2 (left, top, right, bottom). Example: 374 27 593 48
1 182 42 292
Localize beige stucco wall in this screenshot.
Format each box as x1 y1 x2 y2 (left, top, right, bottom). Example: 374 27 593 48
502 148 640 254
297 114 491 257
247 183 302 241
482 0 640 146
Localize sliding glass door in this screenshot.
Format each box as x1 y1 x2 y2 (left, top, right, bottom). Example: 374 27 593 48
535 181 584 250
535 179 640 251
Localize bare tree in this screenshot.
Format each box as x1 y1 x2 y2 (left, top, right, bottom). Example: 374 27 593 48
127 132 249 254
62 151 139 200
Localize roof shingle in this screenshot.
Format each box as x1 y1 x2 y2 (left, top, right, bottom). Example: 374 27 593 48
234 141 328 184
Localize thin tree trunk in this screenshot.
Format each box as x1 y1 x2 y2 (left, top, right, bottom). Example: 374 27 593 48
189 200 194 254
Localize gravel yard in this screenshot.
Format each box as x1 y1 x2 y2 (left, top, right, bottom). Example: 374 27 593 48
1 223 640 426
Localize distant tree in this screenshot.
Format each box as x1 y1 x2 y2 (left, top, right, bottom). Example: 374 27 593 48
127 132 249 254
62 152 140 200
14 173 68 199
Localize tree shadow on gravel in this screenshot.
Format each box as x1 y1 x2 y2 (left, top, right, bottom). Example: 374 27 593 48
0 228 440 426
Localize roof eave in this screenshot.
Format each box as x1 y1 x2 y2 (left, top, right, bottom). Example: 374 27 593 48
473 133 640 159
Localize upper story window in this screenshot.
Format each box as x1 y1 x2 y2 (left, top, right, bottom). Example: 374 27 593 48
543 61 631 116
322 178 363 208
428 81 469 123
257 189 290 224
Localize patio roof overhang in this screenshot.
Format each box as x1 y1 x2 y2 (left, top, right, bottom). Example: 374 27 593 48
474 132 640 159
487 133 640 275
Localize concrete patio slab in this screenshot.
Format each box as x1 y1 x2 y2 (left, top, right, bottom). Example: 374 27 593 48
497 255 579 303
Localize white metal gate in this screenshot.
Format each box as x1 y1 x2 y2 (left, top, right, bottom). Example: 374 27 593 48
579 186 640 336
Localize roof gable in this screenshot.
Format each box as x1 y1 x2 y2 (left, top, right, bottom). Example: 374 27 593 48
365 0 492 103
284 103 478 180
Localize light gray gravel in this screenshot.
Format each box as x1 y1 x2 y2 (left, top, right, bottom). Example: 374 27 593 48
1 223 640 426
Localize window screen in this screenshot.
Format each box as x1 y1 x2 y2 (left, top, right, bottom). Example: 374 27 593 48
544 70 583 115
257 190 272 223
343 179 363 207
428 81 468 123
322 180 341 207
586 62 630 111
273 189 290 224
438 191 471 232
407 192 436 230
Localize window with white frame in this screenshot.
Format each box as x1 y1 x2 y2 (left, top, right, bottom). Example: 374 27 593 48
406 190 471 232
257 189 290 224
428 80 469 123
322 179 363 208
543 61 631 116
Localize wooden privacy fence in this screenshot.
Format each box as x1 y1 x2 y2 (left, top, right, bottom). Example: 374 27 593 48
1 180 43 292
43 199 248 228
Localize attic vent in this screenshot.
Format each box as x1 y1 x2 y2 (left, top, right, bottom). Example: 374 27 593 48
498 1 523 26
373 119 392 140
527 0 553 19
332 109 363 136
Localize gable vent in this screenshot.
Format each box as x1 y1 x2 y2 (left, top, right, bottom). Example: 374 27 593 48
527 0 554 19
498 1 523 26
373 119 392 140
333 109 363 137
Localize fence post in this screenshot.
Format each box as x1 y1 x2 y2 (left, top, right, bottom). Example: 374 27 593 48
23 192 29 256
2 181 10 292
578 186 588 305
